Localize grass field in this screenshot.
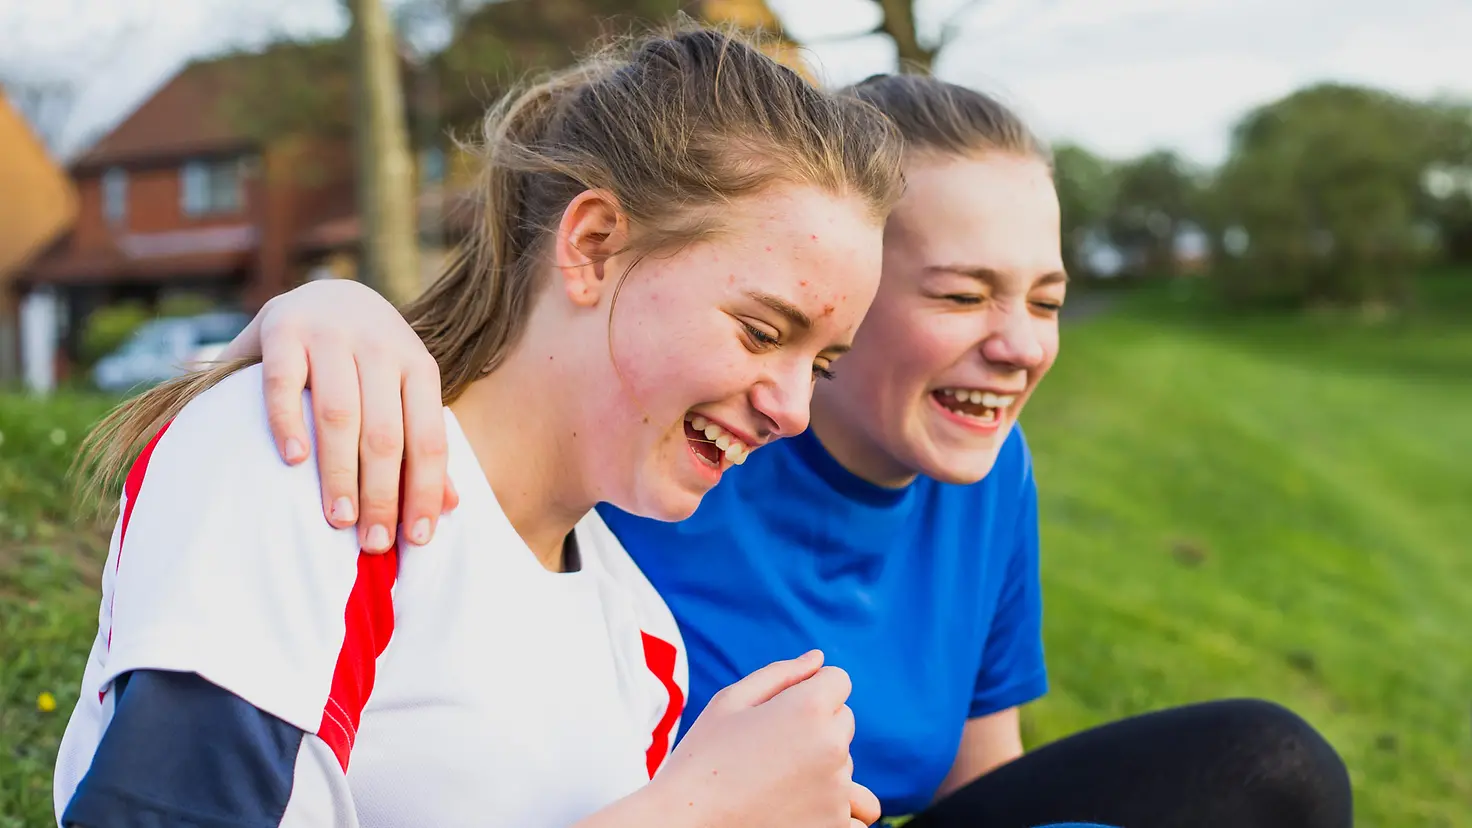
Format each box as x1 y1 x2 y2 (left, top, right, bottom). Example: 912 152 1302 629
3 275 1470 825
1024 274 1472 826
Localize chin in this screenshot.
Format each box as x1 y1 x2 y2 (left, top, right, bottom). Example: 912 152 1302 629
624 484 705 523
914 444 1003 486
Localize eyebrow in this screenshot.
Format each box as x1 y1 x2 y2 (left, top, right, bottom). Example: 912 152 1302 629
747 290 812 330
924 265 1070 287
745 290 852 354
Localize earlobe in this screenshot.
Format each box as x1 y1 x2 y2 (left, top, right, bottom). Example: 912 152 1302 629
555 189 627 308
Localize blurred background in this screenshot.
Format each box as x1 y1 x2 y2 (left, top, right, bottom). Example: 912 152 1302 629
1 0 1468 825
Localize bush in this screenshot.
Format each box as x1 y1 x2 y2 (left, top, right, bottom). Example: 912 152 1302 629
77 302 151 369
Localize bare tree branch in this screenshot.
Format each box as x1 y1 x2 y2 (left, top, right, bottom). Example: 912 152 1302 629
875 0 933 71
0 70 78 152
936 0 987 51
0 0 147 156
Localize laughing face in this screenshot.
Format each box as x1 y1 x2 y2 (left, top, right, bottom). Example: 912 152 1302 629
811 152 1066 487
583 182 885 520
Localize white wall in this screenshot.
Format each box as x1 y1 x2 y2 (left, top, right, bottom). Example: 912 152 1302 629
20 288 58 395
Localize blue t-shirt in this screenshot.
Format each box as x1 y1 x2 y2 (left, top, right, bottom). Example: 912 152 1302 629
596 424 1048 816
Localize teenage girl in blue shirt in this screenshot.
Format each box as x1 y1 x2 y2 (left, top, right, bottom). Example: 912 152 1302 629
224 75 1351 828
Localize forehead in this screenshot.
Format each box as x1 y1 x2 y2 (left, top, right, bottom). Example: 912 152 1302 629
709 184 884 320
888 154 1062 280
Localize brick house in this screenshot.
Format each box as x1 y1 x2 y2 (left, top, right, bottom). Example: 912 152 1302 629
13 45 381 376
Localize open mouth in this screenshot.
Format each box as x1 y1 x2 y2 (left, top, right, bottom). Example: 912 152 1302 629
931 388 1017 427
685 413 751 469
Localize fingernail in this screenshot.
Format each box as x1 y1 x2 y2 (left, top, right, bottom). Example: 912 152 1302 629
365 524 390 551
284 438 306 463
331 497 355 524
410 518 431 546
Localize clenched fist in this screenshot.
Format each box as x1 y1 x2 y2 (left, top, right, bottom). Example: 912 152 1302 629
650 650 880 828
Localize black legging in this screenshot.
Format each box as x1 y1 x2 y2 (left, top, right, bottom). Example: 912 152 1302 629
902 699 1353 828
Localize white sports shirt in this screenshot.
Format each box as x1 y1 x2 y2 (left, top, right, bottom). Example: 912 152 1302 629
54 365 688 827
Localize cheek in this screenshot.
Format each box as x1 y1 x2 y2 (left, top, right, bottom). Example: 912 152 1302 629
606 305 754 414
1035 323 1061 374
882 314 976 384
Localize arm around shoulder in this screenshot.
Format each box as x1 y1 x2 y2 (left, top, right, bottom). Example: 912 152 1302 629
89 364 369 734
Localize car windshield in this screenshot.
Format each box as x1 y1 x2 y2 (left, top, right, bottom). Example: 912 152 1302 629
119 321 179 355
193 313 250 345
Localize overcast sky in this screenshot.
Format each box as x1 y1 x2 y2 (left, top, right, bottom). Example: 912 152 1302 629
4 0 1469 165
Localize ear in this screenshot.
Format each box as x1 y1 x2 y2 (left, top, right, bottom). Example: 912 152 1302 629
553 189 628 309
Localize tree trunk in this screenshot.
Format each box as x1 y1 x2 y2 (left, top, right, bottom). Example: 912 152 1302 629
348 0 421 304
876 0 935 72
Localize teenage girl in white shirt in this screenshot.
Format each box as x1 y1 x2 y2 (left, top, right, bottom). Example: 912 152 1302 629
55 25 905 828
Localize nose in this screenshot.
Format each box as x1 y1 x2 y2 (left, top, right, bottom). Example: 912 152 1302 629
749 359 814 439
979 300 1045 370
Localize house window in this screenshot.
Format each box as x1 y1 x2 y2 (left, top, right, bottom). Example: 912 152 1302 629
102 167 127 225
181 158 244 216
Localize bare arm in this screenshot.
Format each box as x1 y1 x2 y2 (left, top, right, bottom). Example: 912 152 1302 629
933 707 1025 802
222 280 456 552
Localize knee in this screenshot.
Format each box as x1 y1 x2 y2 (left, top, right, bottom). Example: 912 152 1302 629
1211 698 1353 826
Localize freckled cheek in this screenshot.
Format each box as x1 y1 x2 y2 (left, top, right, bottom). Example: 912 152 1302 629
617 328 754 408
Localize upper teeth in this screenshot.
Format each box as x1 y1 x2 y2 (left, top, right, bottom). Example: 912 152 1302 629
940 388 1016 408
686 414 751 465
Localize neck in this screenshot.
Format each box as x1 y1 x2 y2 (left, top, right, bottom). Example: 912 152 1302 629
809 385 919 489
449 339 594 572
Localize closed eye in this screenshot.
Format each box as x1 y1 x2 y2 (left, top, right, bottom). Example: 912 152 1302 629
1032 301 1063 312
741 321 779 349
942 294 983 306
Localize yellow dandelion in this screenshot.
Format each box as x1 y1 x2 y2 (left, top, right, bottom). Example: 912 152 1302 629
37 691 57 713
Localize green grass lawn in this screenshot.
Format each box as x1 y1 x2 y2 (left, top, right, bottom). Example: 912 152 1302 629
0 393 119 827
2 275 1469 826
1024 274 1472 826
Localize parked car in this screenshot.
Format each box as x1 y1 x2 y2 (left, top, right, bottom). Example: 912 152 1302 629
91 311 250 393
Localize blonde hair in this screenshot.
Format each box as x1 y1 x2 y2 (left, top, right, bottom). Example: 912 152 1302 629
76 23 907 509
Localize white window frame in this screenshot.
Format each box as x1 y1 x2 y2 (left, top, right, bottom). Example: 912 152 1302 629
181 157 244 217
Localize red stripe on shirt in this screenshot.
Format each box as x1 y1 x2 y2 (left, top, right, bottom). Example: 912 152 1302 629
106 420 174 653
641 631 684 778
316 549 398 771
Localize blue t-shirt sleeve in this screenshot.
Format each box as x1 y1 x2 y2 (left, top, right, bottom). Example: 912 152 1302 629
62 670 305 828
968 460 1049 718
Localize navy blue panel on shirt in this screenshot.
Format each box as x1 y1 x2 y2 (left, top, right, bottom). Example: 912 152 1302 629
597 424 1048 817
63 670 304 828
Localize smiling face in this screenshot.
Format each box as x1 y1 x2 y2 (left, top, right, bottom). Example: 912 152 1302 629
572 182 885 520
811 152 1066 487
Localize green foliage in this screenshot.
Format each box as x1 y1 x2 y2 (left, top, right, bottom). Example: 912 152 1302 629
1209 84 1439 307
425 0 683 133
1107 150 1204 276
1419 98 1472 261
214 37 357 143
1052 143 1118 276
156 294 220 320
77 302 150 367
